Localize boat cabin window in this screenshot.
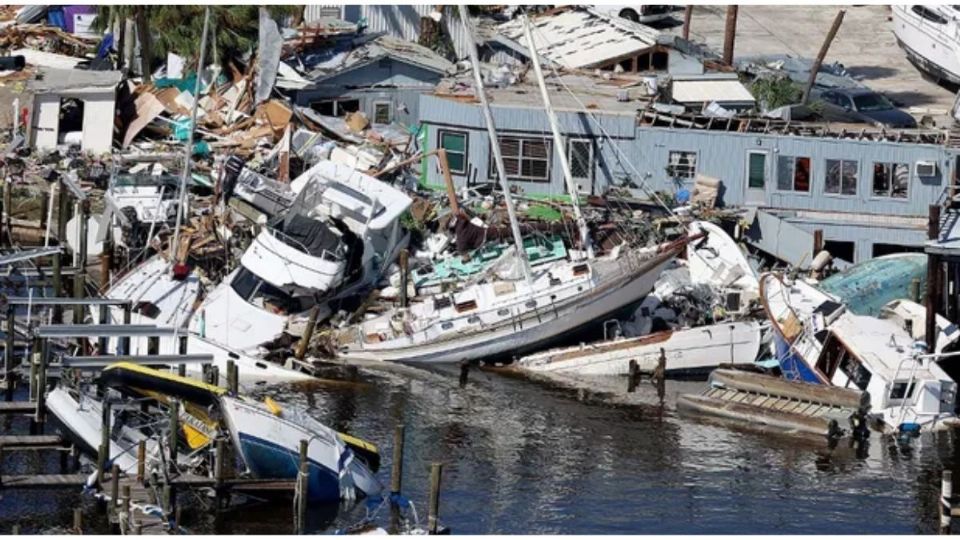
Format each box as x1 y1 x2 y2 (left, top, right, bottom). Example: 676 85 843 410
455 299 478 313
889 381 917 400
434 297 452 311
440 321 454 331
816 334 848 379
912 5 948 23
838 354 871 391
525 300 538 309
497 308 510 317
230 267 315 315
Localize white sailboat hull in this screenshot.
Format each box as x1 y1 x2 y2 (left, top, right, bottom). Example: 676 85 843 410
339 249 679 364
518 320 766 377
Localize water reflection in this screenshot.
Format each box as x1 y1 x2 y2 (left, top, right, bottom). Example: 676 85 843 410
1 364 958 533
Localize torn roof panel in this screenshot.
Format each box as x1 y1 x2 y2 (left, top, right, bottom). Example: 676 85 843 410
30 66 122 93
10 48 83 70
301 32 454 83
671 79 756 105
497 8 666 70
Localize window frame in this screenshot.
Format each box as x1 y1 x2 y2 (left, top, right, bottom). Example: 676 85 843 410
488 136 553 183
870 161 910 200
775 155 812 194
372 100 392 125
824 158 859 197
566 138 594 184
437 129 469 176
666 150 698 180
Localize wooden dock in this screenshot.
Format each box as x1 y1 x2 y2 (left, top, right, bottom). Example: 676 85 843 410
0 434 66 449
0 401 36 414
0 473 87 488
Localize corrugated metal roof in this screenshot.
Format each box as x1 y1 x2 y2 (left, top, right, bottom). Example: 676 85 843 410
671 79 756 104
497 7 664 70
303 33 454 83
30 67 122 92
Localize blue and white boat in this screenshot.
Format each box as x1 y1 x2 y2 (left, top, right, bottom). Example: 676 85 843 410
220 395 382 502
759 272 959 433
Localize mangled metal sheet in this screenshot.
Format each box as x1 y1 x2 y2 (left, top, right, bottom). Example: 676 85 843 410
256 7 282 105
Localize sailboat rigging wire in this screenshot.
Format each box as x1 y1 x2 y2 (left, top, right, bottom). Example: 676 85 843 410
527 17 679 221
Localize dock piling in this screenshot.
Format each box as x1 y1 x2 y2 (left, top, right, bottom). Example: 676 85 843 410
628 359 640 393
167 400 179 470
72 507 82 534
4 304 14 401
294 305 320 361
34 338 47 430
399 249 409 308
11 524 18 535
97 401 110 485
294 439 308 534
389 424 405 532
136 440 145 483
122 484 131 530
942 470 953 534
427 462 443 534
110 463 120 520
459 362 469 388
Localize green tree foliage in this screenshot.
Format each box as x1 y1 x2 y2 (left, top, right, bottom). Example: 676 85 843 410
750 76 803 111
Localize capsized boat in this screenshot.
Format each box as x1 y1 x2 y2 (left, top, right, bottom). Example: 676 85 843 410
518 319 769 378
819 253 927 317
759 272 958 432
48 362 383 501
189 160 412 354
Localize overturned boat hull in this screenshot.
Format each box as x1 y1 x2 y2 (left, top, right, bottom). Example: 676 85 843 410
518 320 767 378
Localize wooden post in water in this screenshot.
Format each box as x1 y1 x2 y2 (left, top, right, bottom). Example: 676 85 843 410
427 462 443 534
214 437 225 509
911 277 922 304
100 228 113 291
10 524 18 535
27 336 39 402
459 361 469 388
628 359 640 393
295 439 309 534
389 424 405 532
399 249 409 308
942 469 953 534
72 507 82 534
4 304 14 401
927 204 943 353
295 305 321 361
812 229 824 256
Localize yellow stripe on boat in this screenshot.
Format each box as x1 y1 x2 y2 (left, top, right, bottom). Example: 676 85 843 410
103 362 226 395
264 396 283 416
338 432 378 454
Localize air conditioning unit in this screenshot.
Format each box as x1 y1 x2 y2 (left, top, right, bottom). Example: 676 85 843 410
917 161 938 177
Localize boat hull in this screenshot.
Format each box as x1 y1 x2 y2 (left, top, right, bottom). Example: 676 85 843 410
220 397 381 502
519 321 766 379
340 249 679 364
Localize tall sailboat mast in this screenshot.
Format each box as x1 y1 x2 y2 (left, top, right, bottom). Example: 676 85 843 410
457 5 533 283
170 6 211 270
521 13 593 259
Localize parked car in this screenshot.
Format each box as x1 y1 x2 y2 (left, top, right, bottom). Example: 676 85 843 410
816 88 918 129
591 4 673 24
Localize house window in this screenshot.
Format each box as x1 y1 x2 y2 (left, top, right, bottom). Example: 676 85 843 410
776 156 811 192
825 240 855 264
667 150 697 179
567 139 593 183
373 101 392 124
309 99 360 117
490 137 551 182
825 159 858 195
872 162 909 199
438 130 468 175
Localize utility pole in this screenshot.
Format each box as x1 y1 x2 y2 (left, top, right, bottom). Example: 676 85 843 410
801 9 847 104
722 5 739 66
